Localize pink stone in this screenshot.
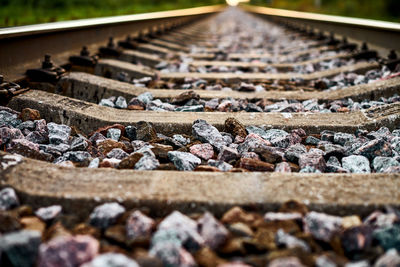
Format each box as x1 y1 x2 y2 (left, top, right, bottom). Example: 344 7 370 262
189 143 214 160
197 212 228 250
38 235 99 267
299 152 326 172
179 248 197 267
9 139 39 151
275 162 292 172
126 210 155 240
0 127 24 146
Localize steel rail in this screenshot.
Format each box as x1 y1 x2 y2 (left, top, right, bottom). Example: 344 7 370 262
242 5 400 57
0 5 226 81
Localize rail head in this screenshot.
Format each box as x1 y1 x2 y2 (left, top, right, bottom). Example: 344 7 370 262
242 4 400 56
0 4 226 40
241 5 400 32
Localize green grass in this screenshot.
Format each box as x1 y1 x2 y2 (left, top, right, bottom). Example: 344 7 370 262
0 0 224 27
249 0 400 22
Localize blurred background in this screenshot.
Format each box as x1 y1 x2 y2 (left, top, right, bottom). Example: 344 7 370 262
0 0 399 27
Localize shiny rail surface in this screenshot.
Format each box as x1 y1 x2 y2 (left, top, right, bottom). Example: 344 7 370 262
0 5 225 81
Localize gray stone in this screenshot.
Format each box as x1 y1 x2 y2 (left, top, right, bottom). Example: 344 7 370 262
342 155 371 173
246 126 290 148
327 156 341 167
276 229 310 252
135 147 155 157
305 136 320 145
217 146 239 162
374 249 400 267
35 205 62 221
137 92 153 104
285 144 307 163
107 148 129 160
304 211 342 242
89 132 106 145
192 119 227 151
373 225 400 251
89 202 126 229
300 166 322 173
367 127 392 141
70 136 88 151
316 255 337 267
150 231 195 267
334 132 356 146
197 212 228 250
39 143 70 158
63 151 91 163
0 187 19 211
168 151 201 171
99 98 115 108
17 120 35 131
355 138 392 161
115 96 128 109
173 134 190 146
373 157 400 173
88 158 100 168
345 261 370 267
237 133 271 154
125 126 137 141
134 155 159 170
82 253 139 267
0 110 21 128
157 211 204 251
269 257 305 267
107 128 121 141
0 230 41 267
175 105 204 112
47 122 71 145
207 159 233 172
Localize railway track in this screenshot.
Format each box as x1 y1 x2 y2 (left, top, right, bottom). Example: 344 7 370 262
1 4 400 267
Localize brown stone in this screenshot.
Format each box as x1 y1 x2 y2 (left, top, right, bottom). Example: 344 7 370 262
128 105 145 110
14 205 33 217
279 200 309 215
253 148 283 164
43 221 71 242
238 158 274 172
20 216 46 234
219 237 247 255
267 248 314 267
97 139 127 155
136 121 157 142
0 210 21 233
194 165 221 172
151 144 173 160
91 124 126 137
170 90 200 105
288 162 300 172
105 225 126 244
156 163 177 170
72 223 101 239
221 206 256 225
224 117 247 138
118 153 143 169
194 247 226 267
19 108 41 121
